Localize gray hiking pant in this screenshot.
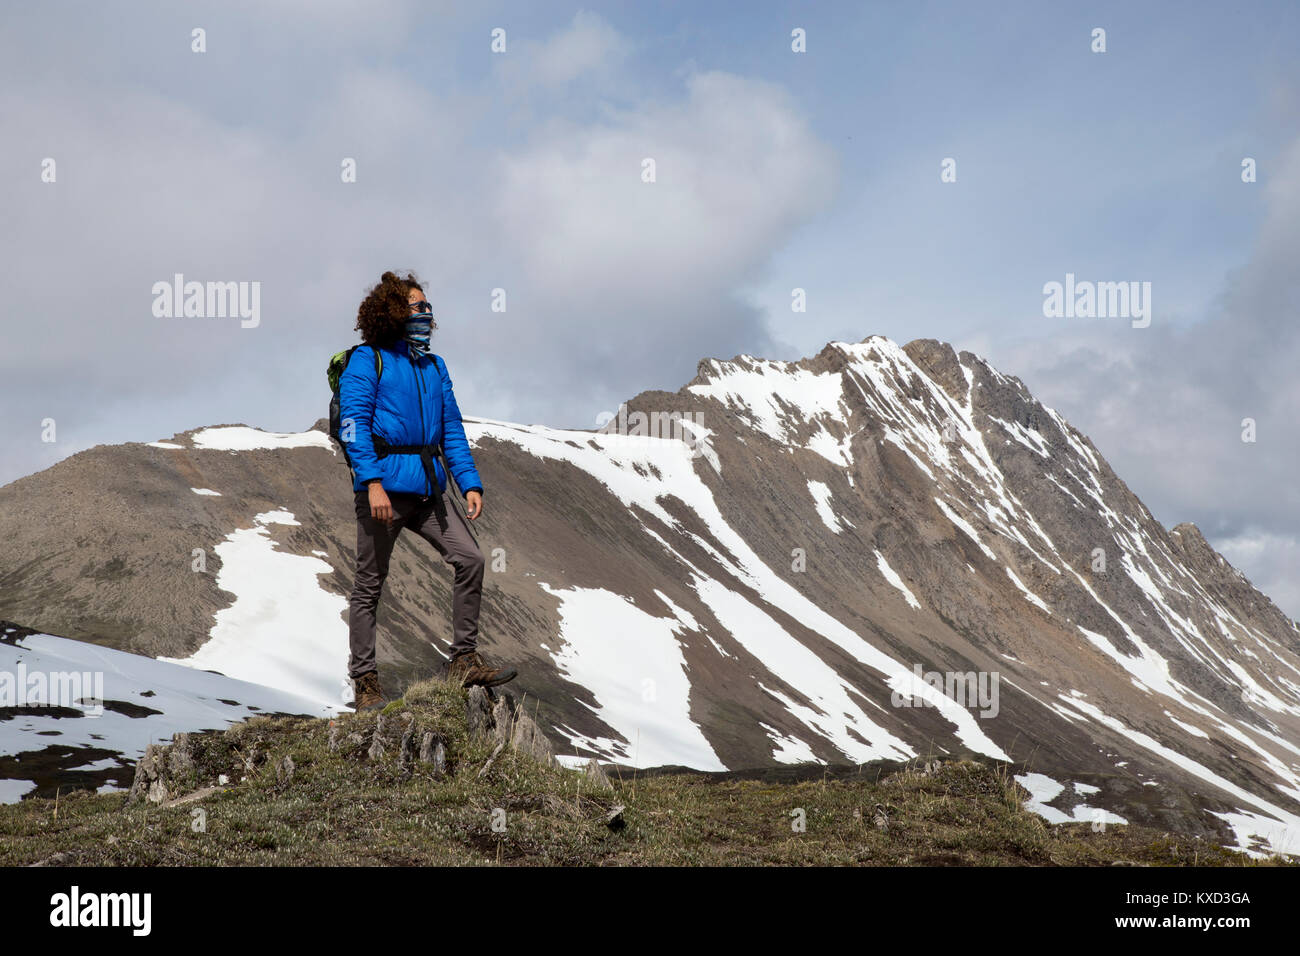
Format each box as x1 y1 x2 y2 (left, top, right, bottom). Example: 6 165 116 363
348 488 484 678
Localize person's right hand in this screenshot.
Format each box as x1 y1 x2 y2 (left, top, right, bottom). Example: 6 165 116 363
368 481 393 526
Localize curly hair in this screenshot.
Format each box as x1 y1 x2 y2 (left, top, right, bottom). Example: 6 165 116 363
354 270 436 347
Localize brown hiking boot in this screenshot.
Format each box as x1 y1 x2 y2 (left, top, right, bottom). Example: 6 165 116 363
443 651 517 688
352 671 386 711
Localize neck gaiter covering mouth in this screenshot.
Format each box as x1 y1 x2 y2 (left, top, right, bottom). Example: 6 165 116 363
404 315 433 356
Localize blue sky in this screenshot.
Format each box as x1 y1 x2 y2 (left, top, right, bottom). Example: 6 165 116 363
2 0 1297 616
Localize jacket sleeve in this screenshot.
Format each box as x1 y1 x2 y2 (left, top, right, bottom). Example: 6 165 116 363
339 346 384 485
435 356 483 496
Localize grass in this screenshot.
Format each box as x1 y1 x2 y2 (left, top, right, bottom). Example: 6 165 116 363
0 677 1289 867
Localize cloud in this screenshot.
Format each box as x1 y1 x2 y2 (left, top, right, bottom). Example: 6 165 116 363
492 10 632 102
497 71 834 294
474 69 837 423
532 10 630 88
331 63 842 432
0 9 836 481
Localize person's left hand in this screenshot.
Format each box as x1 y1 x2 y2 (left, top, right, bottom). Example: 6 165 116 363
465 490 483 521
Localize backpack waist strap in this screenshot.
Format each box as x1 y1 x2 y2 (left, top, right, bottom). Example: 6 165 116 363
372 435 441 494
371 435 436 456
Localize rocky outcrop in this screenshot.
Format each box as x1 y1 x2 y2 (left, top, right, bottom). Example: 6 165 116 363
126 743 172 805
124 686 569 806
584 758 613 790
902 338 968 404
126 724 271 806
467 686 555 767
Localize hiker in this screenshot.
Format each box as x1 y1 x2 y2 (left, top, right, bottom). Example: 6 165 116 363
336 271 517 710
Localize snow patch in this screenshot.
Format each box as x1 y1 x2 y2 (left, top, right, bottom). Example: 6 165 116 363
874 551 921 610
0 780 36 802
760 723 819 764
807 480 844 533
158 509 347 708
539 583 724 771
191 426 336 452
1015 772 1127 826
935 498 997 560
0 630 334 802
1006 567 1050 614
1212 810 1300 859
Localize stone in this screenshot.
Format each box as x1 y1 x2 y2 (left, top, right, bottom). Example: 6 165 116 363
167 733 194 776
398 714 417 770
418 732 448 776
510 709 555 767
491 694 515 747
465 686 493 741
126 743 168 805
367 714 386 761
584 758 612 789
431 740 447 776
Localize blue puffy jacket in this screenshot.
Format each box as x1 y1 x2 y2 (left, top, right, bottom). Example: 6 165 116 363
338 342 483 498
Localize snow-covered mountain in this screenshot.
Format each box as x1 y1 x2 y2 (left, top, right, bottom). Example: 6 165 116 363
2 335 1298 856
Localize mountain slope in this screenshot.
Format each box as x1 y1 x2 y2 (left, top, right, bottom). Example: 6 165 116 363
1 335 1297 855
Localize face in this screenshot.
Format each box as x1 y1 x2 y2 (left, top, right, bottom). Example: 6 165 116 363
407 286 430 315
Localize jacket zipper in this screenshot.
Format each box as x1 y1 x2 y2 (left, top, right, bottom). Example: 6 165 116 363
409 349 431 496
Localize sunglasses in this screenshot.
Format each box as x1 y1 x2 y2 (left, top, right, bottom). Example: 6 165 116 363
409 300 432 313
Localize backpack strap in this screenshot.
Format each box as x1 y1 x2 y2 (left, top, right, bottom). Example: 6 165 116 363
338 344 382 383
